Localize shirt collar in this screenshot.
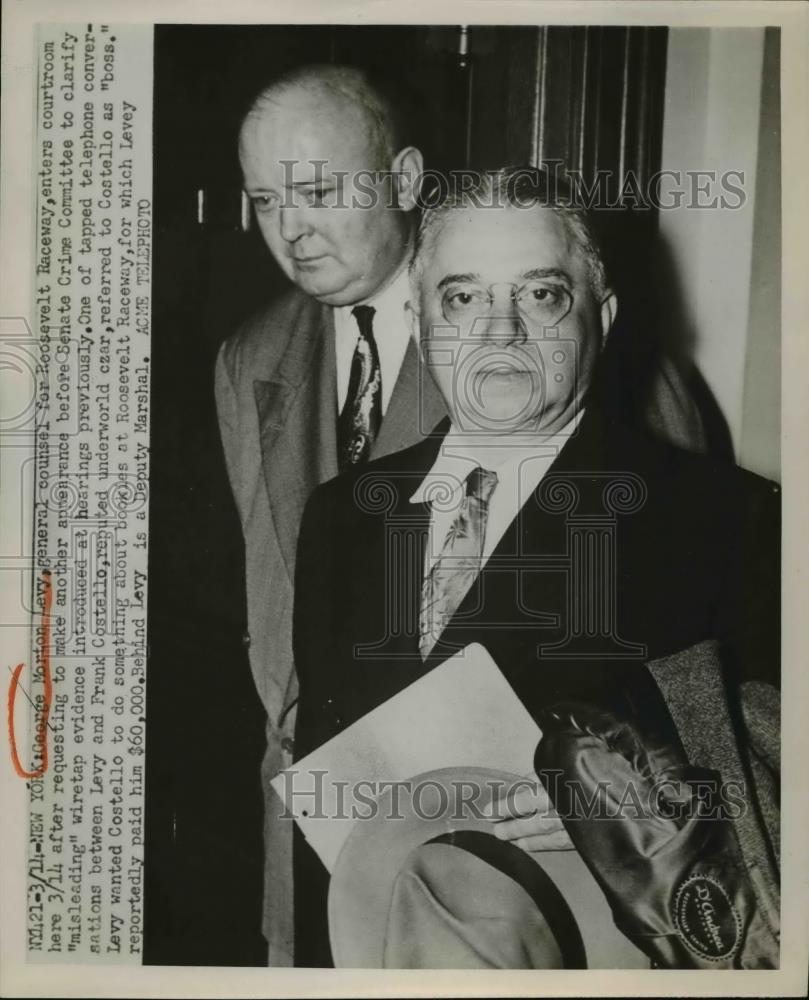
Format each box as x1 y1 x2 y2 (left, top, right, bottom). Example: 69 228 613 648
409 410 585 504
339 258 412 328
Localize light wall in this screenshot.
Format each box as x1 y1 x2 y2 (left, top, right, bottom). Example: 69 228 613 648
659 27 780 480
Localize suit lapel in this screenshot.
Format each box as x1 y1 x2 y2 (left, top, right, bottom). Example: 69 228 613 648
253 308 444 583
372 338 447 459
340 439 439 720
254 304 338 578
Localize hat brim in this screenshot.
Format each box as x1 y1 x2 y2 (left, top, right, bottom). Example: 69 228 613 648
328 766 649 969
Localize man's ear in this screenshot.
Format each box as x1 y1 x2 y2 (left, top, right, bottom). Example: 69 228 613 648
404 299 421 343
392 146 424 212
599 291 618 347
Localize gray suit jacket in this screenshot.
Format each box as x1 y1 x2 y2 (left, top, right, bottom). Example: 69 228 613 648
214 287 446 963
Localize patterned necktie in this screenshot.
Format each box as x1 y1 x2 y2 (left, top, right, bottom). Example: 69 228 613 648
419 466 499 660
338 305 382 470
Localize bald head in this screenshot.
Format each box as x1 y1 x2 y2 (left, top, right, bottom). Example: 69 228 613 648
242 65 402 170
238 63 423 306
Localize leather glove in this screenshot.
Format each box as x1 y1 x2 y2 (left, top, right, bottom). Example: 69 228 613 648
534 702 778 969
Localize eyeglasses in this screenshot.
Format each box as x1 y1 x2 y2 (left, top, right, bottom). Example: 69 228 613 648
441 280 573 328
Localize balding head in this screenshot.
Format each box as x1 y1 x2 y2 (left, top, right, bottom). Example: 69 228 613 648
239 64 423 306
242 65 404 170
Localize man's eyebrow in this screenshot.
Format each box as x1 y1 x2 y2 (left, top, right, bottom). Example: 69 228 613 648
521 267 573 285
436 268 573 291
437 273 481 291
243 180 334 195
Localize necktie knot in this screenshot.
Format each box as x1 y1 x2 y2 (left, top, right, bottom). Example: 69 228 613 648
351 304 376 341
465 466 498 505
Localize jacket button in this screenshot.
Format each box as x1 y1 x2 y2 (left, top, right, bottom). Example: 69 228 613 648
281 737 294 755
241 631 251 649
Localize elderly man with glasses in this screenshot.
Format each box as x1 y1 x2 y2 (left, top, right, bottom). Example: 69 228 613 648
289 167 780 968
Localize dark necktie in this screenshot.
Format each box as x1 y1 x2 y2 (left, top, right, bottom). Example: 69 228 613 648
338 305 382 470
419 466 499 659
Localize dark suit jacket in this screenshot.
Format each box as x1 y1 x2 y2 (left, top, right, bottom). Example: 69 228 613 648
215 282 711 964
292 406 780 966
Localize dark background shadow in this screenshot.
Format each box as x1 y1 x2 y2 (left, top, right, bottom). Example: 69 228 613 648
592 209 734 458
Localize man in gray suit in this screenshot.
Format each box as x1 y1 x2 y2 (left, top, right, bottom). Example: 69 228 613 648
215 65 446 964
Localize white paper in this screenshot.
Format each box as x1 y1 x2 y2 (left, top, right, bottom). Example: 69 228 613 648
271 643 540 871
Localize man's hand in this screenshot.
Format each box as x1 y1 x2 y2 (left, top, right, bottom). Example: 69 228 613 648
485 772 573 853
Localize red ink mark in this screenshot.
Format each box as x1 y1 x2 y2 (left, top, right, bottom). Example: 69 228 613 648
7 571 53 778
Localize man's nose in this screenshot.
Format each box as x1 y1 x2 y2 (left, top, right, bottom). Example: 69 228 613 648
278 205 312 243
479 301 527 346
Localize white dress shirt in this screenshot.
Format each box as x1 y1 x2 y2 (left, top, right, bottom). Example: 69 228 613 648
334 263 413 416
410 412 584 576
